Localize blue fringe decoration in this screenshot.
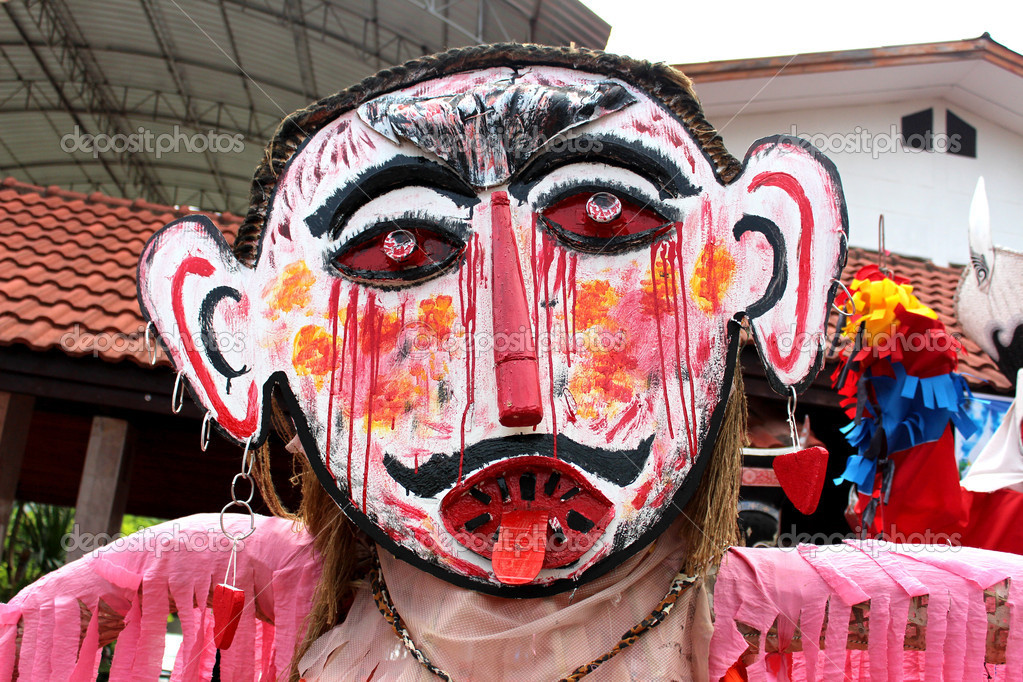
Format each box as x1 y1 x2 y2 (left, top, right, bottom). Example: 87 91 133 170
834 363 978 493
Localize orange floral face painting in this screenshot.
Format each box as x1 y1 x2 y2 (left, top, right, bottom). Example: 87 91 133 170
138 64 848 595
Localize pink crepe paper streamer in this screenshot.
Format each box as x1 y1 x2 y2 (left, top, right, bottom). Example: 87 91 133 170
0 514 320 681
711 542 1023 681
0 604 21 681
69 598 102 682
709 547 834 681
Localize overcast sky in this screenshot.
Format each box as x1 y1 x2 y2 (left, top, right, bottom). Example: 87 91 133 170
580 0 1023 65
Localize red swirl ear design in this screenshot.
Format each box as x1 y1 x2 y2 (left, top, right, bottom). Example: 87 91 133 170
138 216 263 443
730 136 849 393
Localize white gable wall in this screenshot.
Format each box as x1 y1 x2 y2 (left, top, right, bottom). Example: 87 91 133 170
708 101 1023 266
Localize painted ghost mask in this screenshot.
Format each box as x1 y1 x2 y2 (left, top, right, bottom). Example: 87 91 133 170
139 54 848 596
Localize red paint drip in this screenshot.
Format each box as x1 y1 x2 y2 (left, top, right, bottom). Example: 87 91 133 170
324 279 342 480
669 250 695 460
363 292 382 513
674 236 700 460
663 241 693 458
568 253 578 357
458 235 480 482
540 233 559 458
417 366 430 475
649 242 675 440
556 249 571 367
345 288 360 494
458 244 466 468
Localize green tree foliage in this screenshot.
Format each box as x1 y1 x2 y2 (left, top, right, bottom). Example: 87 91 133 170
1 501 75 602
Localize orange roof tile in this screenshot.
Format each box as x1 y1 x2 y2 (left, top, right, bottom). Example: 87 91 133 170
0 177 242 366
831 248 1013 394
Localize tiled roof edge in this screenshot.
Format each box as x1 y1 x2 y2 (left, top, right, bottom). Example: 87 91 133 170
1 176 244 225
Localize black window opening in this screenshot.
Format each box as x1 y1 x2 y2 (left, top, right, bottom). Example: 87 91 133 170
946 110 977 158
901 108 933 151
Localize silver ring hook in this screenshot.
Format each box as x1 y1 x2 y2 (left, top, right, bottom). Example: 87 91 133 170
220 500 256 541
787 386 800 450
200 411 213 452
230 472 256 505
144 322 157 366
831 278 855 315
877 215 893 277
241 435 254 477
171 371 185 414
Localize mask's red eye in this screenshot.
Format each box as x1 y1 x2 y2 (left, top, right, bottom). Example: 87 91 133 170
333 222 465 284
539 191 673 253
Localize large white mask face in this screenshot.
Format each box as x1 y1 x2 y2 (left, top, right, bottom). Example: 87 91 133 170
139 64 847 595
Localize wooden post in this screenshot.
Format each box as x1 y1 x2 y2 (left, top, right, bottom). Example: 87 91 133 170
0 392 34 549
68 416 134 561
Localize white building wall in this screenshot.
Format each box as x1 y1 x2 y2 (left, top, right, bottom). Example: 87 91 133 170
707 101 1023 266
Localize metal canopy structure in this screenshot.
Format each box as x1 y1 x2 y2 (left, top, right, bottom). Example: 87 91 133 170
0 0 610 214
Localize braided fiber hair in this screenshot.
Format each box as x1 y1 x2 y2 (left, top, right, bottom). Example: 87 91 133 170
232 43 747 678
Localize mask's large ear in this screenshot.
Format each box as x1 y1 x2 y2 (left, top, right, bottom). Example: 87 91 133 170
138 217 266 443
728 135 848 393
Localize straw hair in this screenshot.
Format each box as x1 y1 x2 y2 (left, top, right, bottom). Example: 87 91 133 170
233 43 748 678
678 369 747 575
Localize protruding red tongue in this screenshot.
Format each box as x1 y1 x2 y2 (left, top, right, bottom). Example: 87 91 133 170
492 509 549 585
440 456 614 581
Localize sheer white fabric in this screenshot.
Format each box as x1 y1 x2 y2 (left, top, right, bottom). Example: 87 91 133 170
300 520 711 681
962 368 1023 492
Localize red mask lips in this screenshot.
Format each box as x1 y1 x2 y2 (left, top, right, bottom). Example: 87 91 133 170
439 456 614 585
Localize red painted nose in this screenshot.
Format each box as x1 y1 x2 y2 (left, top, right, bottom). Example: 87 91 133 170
490 191 543 427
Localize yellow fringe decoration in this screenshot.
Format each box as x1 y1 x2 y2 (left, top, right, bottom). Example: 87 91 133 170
842 276 938 344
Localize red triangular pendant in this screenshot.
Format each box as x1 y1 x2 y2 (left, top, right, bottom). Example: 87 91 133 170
212 583 245 649
773 446 829 515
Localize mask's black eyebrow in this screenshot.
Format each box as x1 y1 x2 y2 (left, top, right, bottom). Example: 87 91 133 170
509 135 702 202
305 155 479 239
